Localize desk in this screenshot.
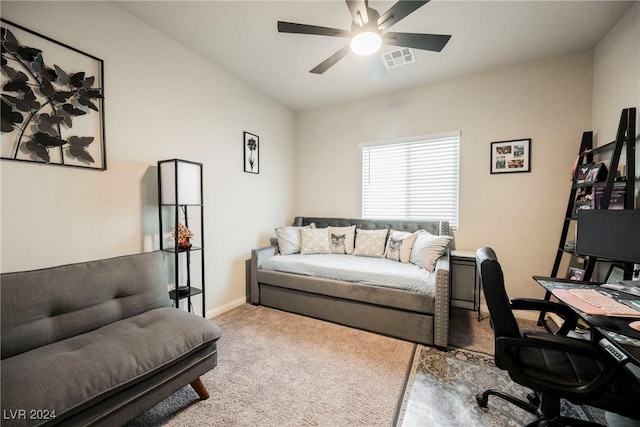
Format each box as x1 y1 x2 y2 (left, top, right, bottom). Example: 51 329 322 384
533 276 640 366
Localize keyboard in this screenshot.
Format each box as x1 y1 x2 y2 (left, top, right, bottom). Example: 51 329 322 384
569 289 640 316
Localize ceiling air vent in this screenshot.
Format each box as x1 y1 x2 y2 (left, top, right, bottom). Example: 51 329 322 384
382 48 415 69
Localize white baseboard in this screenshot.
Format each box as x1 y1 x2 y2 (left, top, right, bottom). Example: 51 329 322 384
205 296 247 319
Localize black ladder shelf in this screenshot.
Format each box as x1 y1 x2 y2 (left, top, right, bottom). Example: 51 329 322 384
538 107 637 327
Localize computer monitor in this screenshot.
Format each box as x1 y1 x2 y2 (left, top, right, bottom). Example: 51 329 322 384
576 209 640 264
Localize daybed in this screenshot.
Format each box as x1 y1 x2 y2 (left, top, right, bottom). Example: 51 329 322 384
250 217 452 347
1 251 221 427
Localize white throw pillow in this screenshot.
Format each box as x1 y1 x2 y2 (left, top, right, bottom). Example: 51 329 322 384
352 229 388 258
300 228 332 254
328 225 356 254
410 231 453 272
384 230 418 263
275 223 315 255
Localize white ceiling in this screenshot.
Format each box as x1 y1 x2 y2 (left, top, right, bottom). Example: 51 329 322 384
116 1 633 111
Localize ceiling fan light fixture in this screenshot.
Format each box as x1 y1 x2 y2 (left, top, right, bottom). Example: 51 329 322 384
350 31 382 56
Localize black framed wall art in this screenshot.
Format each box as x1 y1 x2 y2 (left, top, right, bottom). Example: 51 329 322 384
490 138 531 174
243 131 259 174
1 19 106 170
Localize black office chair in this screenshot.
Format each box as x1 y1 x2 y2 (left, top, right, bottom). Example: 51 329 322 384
475 247 640 425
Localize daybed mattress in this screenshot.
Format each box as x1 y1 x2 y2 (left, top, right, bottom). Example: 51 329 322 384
260 254 435 295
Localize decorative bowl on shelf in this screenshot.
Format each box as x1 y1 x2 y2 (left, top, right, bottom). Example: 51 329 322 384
177 238 192 251
172 224 194 251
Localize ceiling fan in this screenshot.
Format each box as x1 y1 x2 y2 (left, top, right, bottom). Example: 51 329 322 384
277 0 451 76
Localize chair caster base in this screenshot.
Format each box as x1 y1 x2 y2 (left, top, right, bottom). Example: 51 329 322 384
527 392 540 406
476 389 537 414
477 392 489 408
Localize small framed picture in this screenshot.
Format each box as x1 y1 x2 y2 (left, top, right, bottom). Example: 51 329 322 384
574 164 591 185
605 265 625 284
490 138 531 174
243 132 259 174
575 162 608 186
567 267 585 281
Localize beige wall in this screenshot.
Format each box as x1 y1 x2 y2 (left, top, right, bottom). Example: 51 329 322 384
592 3 640 145
0 2 296 316
592 3 639 204
2 2 635 317
295 52 593 302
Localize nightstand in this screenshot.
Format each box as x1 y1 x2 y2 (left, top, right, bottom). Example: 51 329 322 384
450 250 483 321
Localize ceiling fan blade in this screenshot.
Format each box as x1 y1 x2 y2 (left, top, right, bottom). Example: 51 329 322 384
377 0 430 31
310 45 351 74
277 21 350 38
346 0 369 25
368 55 387 82
383 32 451 52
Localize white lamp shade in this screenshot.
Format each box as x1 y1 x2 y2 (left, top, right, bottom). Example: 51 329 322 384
160 160 202 205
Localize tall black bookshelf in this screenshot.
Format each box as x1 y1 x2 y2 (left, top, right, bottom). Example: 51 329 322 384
538 108 636 326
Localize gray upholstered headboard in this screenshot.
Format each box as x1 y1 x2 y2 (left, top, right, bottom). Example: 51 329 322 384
292 217 451 237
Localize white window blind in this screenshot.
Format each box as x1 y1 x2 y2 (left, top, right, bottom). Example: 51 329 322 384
362 133 460 228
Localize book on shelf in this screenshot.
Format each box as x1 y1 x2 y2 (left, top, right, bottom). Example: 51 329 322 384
593 184 626 210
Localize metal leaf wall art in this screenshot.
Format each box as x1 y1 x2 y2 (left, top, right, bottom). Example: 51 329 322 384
1 19 106 170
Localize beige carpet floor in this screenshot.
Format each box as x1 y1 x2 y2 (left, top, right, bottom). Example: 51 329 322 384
128 304 415 426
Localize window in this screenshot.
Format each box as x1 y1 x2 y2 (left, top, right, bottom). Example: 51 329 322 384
361 132 460 228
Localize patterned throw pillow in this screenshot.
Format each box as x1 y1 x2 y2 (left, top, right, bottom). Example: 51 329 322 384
352 229 388 258
300 228 331 254
384 230 418 263
327 225 356 254
275 223 316 255
409 231 453 271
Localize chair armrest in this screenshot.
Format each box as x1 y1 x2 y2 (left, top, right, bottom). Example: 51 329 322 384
510 298 579 335
496 332 619 399
520 332 603 356
250 245 278 304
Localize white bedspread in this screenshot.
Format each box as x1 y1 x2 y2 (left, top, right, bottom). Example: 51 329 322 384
260 254 435 294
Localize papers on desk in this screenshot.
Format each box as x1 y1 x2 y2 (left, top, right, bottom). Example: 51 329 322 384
601 282 640 297
551 288 640 318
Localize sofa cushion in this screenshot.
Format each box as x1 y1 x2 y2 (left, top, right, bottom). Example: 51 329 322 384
1 251 172 359
352 229 388 258
275 224 315 255
328 225 356 254
384 230 418 263
0 307 221 424
300 228 332 254
410 232 453 272
261 254 434 293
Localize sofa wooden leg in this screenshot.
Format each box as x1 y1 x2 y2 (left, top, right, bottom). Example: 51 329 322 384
190 378 210 400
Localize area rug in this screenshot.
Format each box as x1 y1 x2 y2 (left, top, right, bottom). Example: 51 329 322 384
395 346 606 426
127 304 415 426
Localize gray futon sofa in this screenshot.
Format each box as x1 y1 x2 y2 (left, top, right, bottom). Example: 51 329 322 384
250 217 451 348
1 251 221 427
